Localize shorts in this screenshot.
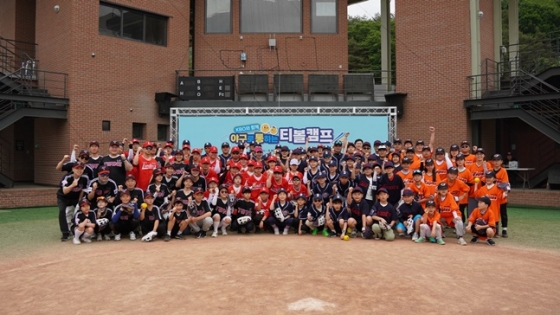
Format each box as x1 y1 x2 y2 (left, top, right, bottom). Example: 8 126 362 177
396 214 422 232
471 224 495 237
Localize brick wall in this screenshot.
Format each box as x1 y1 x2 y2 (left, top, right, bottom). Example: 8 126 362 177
0 0 16 39
507 189 560 209
193 0 348 88
0 186 58 209
395 1 475 146
33 0 190 185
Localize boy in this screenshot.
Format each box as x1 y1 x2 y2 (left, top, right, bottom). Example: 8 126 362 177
346 187 369 238
442 167 470 222
188 188 213 238
408 169 430 208
305 194 328 236
435 183 467 246
474 171 504 236
296 193 310 235
491 154 510 238
232 187 256 234
93 196 113 241
326 194 350 239
378 161 405 206
140 192 165 241
396 188 423 240
415 200 445 245
72 199 97 245
164 199 190 241
267 189 295 235
370 188 398 241
111 190 140 241
209 184 232 237
466 196 497 245
312 172 333 204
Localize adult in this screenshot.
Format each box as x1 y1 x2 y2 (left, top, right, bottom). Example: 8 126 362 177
132 141 158 191
98 140 133 186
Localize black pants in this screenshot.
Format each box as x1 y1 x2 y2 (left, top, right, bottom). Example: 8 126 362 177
141 219 166 237
230 219 255 233
500 203 508 228
95 222 113 236
114 219 139 235
57 197 76 236
266 216 295 230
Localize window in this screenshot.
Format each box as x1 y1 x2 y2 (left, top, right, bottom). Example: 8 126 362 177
241 0 302 33
157 124 169 142
206 0 231 33
102 120 111 131
99 2 167 46
311 0 337 34
132 123 146 139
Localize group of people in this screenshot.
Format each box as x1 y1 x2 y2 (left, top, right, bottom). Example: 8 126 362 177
56 127 509 247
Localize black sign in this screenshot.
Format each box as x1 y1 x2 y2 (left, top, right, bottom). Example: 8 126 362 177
177 76 235 101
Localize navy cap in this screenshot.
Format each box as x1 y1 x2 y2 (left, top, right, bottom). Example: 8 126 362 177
347 142 355 148
242 186 252 193
250 141 257 146
324 146 332 151
221 142 230 148
492 154 503 160
374 140 382 145
109 140 120 147
416 140 424 145
406 147 415 153
295 193 307 200
437 182 448 190
476 147 485 154
450 144 459 151
422 145 431 152
339 171 350 178
426 200 436 207
89 140 100 147
182 139 191 145
309 156 318 162
402 189 414 197
384 161 394 168
204 142 212 148
323 152 332 158
413 169 422 176
455 153 465 160
363 141 371 148
275 144 282 149
485 171 496 178
385 141 392 147
435 147 445 155
401 157 412 164
277 188 288 195
448 167 459 174
394 138 402 144
332 194 343 202
328 160 338 167
377 188 389 194
404 139 413 145
316 172 327 179
461 140 470 146
193 187 205 195
368 154 377 161
309 146 318 152
334 141 343 146
281 146 289 151
363 163 374 170
78 149 89 157
345 155 355 161
351 187 363 194
424 158 434 165
313 194 323 201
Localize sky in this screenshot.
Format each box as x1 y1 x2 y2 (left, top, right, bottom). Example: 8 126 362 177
347 0 395 18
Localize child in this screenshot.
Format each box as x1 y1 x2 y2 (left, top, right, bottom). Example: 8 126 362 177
266 189 295 235
175 175 194 206
312 172 333 205
408 169 430 208
377 161 405 206
295 193 310 235
442 167 470 222
455 154 474 222
146 169 171 208
305 194 328 236
466 196 496 245
491 154 510 238
72 199 97 245
370 188 397 241
354 163 377 208
188 188 213 238
164 199 190 241
231 187 256 234
288 173 309 201
111 190 140 241
93 196 113 241
422 159 441 200
303 156 321 191
415 200 445 245
139 192 165 241
209 185 232 237
326 194 350 239
346 186 369 238
474 171 504 236
435 183 467 246
396 189 423 240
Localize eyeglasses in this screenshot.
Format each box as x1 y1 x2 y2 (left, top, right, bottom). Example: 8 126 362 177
145 146 153 150
99 173 109 177
313 200 322 203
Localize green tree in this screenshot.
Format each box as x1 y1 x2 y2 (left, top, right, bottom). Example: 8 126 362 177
347 15 396 82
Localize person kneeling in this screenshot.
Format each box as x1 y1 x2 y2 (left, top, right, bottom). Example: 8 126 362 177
165 199 190 241
466 196 496 246
140 192 166 241
72 199 97 245
415 201 445 245
112 190 140 241
266 189 295 235
326 194 350 239
370 188 397 241
188 188 213 239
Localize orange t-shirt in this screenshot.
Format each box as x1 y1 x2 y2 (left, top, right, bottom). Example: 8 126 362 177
467 162 491 197
435 192 460 219
474 184 503 224
443 179 470 205
463 154 477 168
408 182 430 208
423 172 441 199
493 167 510 204
422 211 441 228
457 167 474 187
468 207 496 228
397 170 414 187
434 160 448 180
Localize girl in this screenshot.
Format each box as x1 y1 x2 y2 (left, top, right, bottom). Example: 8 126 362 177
93 196 113 241
423 159 441 200
72 199 97 245
146 169 170 208
408 169 430 208
455 153 474 222
140 192 165 241
266 189 295 235
415 200 445 245
210 185 232 237
228 173 244 199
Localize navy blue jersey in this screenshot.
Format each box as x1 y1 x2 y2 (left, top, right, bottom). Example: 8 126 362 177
397 201 424 222
304 168 321 188
273 201 294 218
172 162 188 177
312 182 333 203
189 200 211 217
307 204 326 221
297 205 309 220
347 199 369 219
175 189 194 206
328 206 349 222
334 180 353 198
371 202 398 224
61 162 94 184
98 155 128 186
88 178 118 202
57 174 89 203
191 176 207 191
143 206 162 222
114 188 144 207
163 175 179 191
212 198 230 217
86 156 102 178
378 174 405 204
234 199 255 218
326 171 339 185
147 183 170 207
172 209 188 221
73 210 97 227
93 207 113 222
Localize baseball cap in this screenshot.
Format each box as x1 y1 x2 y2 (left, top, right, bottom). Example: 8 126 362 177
182 140 191 146
142 141 153 148
378 145 387 150
404 139 413 145
368 154 377 161
450 144 459 151
72 162 85 169
412 169 422 176
345 155 355 161
406 147 415 153
201 157 210 164
426 200 436 207
475 147 485 154
424 158 434 165
79 199 90 206
402 189 414 197
455 153 465 160
323 151 332 158
363 163 374 170
328 160 337 167
247 160 255 167
230 162 240 169
401 157 412 164
249 141 257 146
164 142 173 148
152 169 163 176
242 186 252 194
394 138 402 144
254 146 263 153
461 140 470 146
308 146 318 152
231 147 240 153
385 141 392 147
78 150 89 158
89 140 100 147
308 156 318 162
144 191 153 198
290 158 299 165
182 144 190 150
266 155 277 162
204 142 212 148
363 141 371 148
374 140 382 146
416 140 424 145
281 146 289 151
259 187 269 194
352 187 363 194
165 163 175 169
485 171 496 178
437 182 448 190
377 188 388 194
221 142 230 148
125 174 136 181
422 146 431 152
384 161 394 168
98 166 110 174
292 172 303 180
316 172 326 179
435 147 445 155
339 171 350 178
193 187 204 195
207 177 219 184
332 194 343 202
334 141 343 146
492 154 503 160
190 166 200 172
312 193 323 201
119 189 131 196
295 193 307 200
277 188 288 195
273 166 284 173
192 148 201 154
477 196 491 206
209 146 218 153
448 167 459 174
109 140 120 147
254 161 263 169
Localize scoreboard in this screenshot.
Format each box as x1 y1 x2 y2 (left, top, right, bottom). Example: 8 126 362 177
177 76 235 101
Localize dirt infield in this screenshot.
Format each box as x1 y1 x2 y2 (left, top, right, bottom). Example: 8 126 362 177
1 234 559 314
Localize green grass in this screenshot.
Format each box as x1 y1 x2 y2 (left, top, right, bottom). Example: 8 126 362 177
0 206 559 256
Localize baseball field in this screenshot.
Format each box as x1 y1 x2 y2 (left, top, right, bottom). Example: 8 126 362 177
1 206 559 314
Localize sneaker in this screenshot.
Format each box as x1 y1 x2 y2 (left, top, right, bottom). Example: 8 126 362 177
457 237 467 246
415 237 425 243
273 227 280 235
129 232 136 241
502 230 508 238
212 231 218 238
82 237 92 243
486 238 496 246
221 228 228 236
442 232 446 238
104 235 111 241
164 235 171 242
61 234 69 242
470 236 479 243
91 233 96 239
406 218 414 234
73 238 81 245
114 234 121 241
322 229 329 237
200 231 207 238
429 237 436 243
283 228 290 235
328 230 337 237
437 238 446 245
97 235 102 241
412 233 419 241
350 229 357 238
175 234 184 240
311 228 318 236
244 229 251 234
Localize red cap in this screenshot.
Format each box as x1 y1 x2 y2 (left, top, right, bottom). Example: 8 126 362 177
142 141 153 148
192 148 201 154
201 157 210 164
259 187 269 194
207 176 219 184
164 142 173 148
209 146 218 153
273 166 283 173
131 138 140 144
230 162 240 169
231 147 240 153
267 156 277 162
239 154 248 160
254 161 263 169
247 160 256 166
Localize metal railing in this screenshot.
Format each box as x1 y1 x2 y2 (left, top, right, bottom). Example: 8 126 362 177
175 69 396 99
0 36 37 74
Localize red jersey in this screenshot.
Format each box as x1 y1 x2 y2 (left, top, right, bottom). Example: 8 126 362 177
255 197 273 217
246 173 268 201
200 168 218 181
269 178 290 197
135 155 158 191
288 184 309 200
228 185 244 199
